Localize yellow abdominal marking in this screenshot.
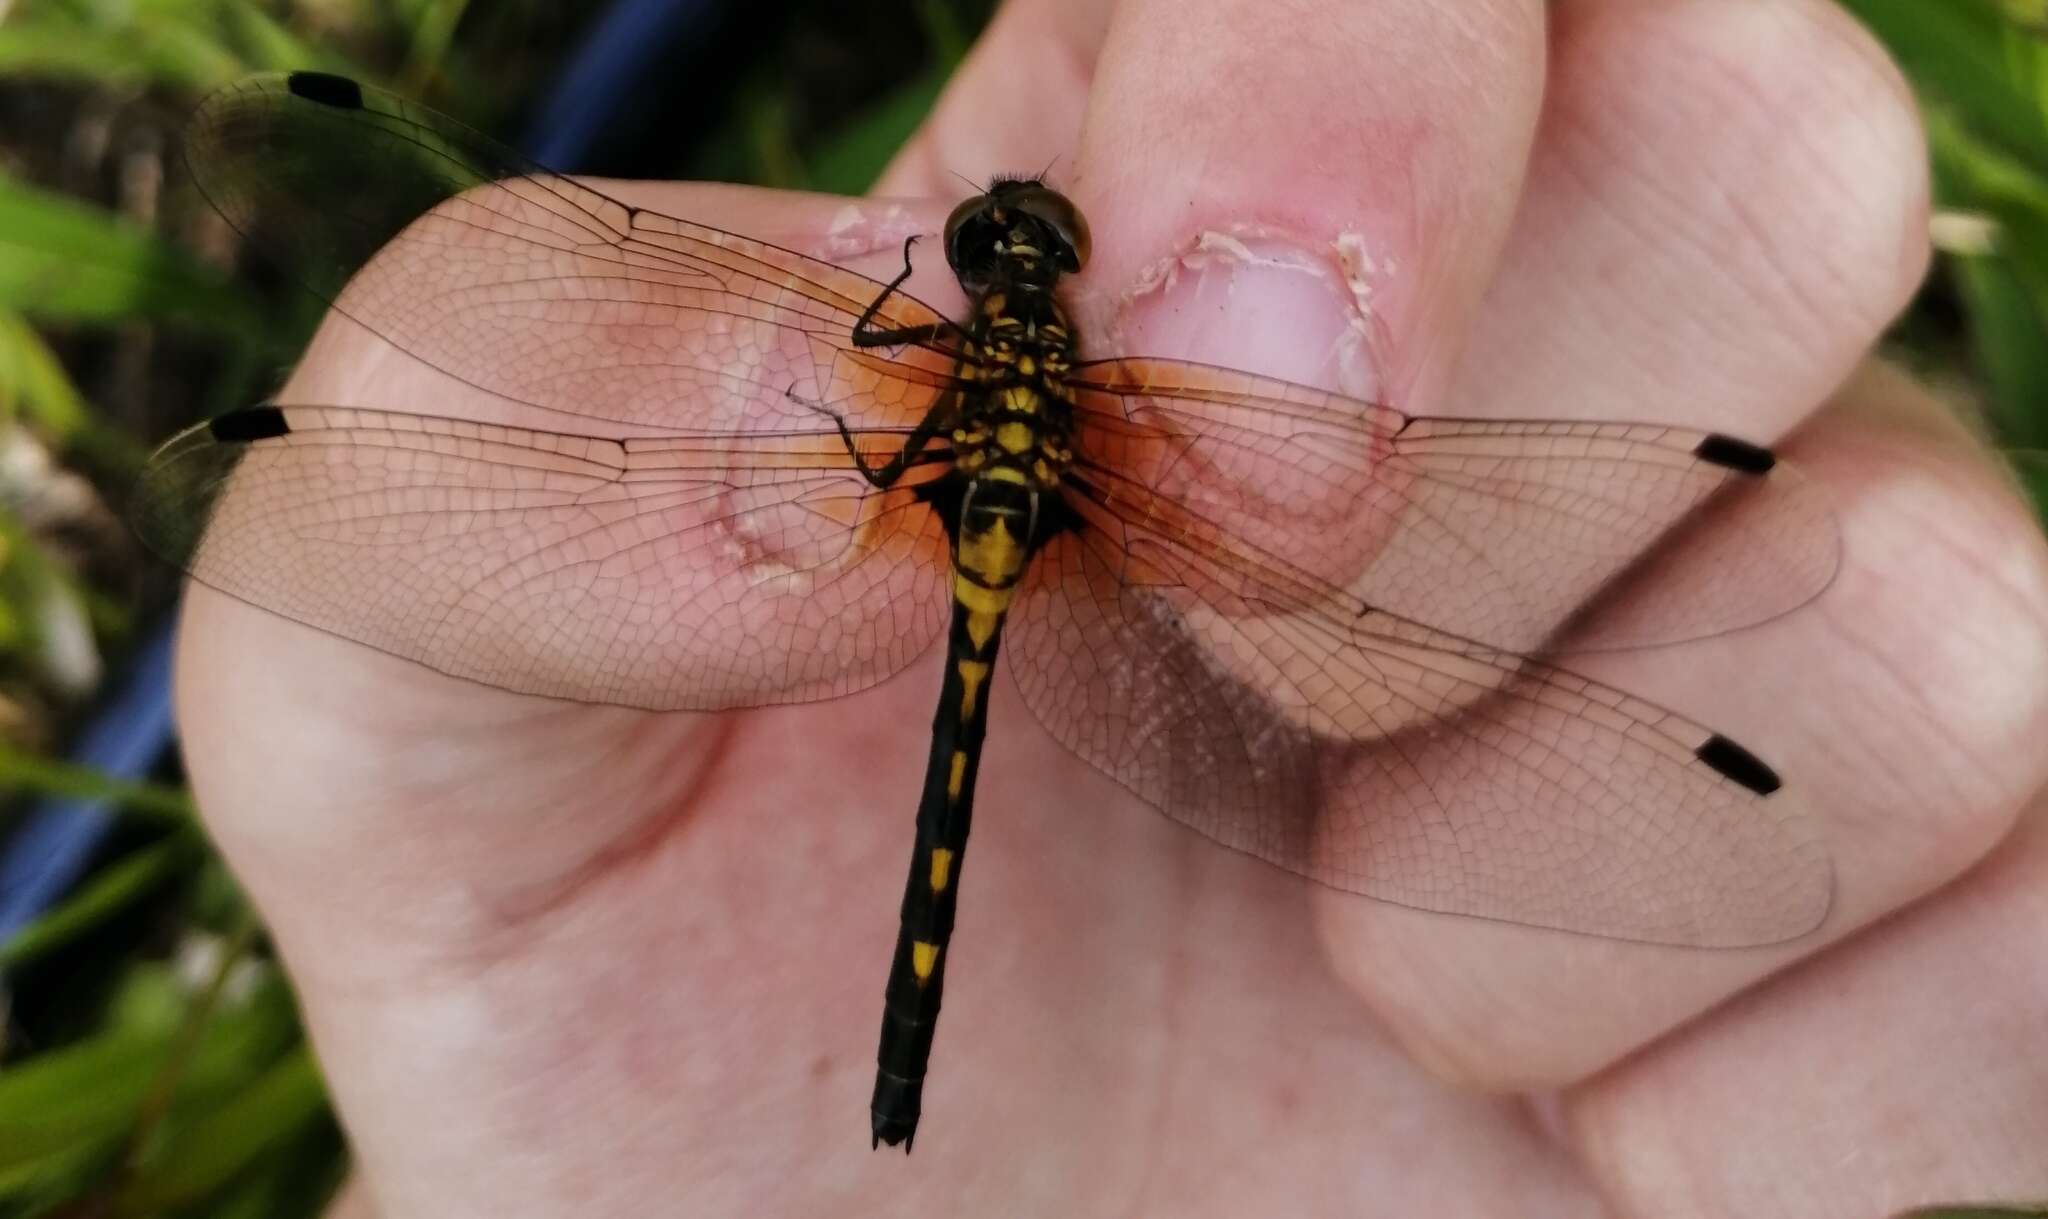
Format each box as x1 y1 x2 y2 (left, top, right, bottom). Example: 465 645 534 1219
954 517 1023 618
912 941 940 982
964 604 1007 649
929 847 954 893
957 659 990 717
954 577 1011 616
947 750 967 799
957 516 1018 569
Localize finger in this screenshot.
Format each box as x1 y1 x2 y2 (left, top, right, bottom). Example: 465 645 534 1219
873 0 1113 195
1073 0 1545 410
1570 793 2048 1217
1311 0 2040 1090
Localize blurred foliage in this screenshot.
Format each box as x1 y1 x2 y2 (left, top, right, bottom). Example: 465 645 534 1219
687 0 986 193
0 173 256 329
1840 0 2048 464
0 0 2041 1216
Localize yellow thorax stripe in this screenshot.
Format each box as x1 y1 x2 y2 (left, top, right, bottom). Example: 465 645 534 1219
998 386 1041 415
994 419 1036 453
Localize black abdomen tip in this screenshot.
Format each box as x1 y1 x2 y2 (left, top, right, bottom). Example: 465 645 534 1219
870 1072 920 1152
1696 734 1781 795
1694 433 1776 475
286 71 365 111
208 405 291 443
871 1111 917 1152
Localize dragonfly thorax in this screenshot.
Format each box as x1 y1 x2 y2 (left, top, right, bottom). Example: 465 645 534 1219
945 178 1086 498
953 289 1077 495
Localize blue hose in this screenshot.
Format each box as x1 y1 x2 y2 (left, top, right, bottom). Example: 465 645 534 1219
524 0 732 168
0 622 177 934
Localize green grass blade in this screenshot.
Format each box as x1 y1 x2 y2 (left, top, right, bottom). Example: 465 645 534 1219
0 312 90 440
0 743 197 824
0 1030 185 1168
1958 258 2048 446
0 964 301 1163
1926 106 2048 445
115 1046 328 1212
2010 449 2048 524
1 837 202 972
215 0 332 75
810 71 951 196
0 13 246 91
0 174 259 329
1842 0 2048 166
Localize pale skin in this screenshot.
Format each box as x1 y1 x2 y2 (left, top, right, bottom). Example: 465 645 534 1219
173 0 2048 1215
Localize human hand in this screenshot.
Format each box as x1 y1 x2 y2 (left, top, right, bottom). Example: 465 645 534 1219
174 1 2048 1215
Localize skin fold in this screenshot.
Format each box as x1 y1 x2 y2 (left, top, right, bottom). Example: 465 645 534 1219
176 0 2048 1215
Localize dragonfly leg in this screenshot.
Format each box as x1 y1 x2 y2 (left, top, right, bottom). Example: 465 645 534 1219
853 236 959 349
781 383 957 490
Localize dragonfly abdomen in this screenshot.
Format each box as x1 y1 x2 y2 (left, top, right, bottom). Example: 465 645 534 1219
870 476 1034 1151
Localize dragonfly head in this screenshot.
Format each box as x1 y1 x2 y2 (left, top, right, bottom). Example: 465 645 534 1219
945 177 1091 294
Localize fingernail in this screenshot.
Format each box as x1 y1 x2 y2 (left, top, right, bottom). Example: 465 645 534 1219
1109 231 1390 402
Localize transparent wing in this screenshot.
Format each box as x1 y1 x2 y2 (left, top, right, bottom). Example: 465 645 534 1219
164 73 1836 942
1066 356 1839 655
185 71 965 434
1005 358 1838 945
135 404 952 709
148 72 977 705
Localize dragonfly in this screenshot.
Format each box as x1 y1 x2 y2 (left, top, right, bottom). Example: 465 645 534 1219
134 71 1840 1152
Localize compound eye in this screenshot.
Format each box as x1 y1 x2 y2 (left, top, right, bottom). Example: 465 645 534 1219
943 193 995 272
1005 185 1091 271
